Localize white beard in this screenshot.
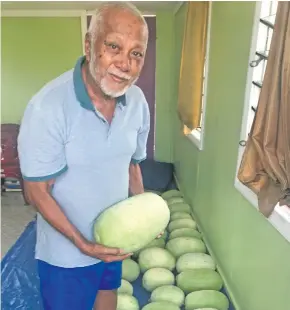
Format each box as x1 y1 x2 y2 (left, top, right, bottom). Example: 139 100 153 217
88 46 138 98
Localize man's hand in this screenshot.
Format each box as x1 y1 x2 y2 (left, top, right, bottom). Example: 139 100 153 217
156 231 164 239
79 241 133 263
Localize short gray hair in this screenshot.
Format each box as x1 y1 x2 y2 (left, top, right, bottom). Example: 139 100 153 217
88 1 148 44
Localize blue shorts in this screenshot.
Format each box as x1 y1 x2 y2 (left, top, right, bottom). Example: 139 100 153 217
37 259 122 310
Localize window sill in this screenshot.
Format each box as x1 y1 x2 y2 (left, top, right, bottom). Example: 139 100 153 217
234 178 290 243
185 128 204 150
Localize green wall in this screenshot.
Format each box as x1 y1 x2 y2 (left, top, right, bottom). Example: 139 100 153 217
172 2 290 310
1 14 173 162
154 12 175 162
1 17 83 123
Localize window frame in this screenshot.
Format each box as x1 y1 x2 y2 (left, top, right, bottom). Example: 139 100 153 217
234 1 290 243
185 1 212 151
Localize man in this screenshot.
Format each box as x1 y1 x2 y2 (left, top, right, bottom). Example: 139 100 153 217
17 2 159 309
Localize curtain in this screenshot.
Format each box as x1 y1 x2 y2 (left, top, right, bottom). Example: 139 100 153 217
237 2 290 217
177 1 209 131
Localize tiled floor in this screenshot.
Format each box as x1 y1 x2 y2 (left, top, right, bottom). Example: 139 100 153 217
1 191 36 258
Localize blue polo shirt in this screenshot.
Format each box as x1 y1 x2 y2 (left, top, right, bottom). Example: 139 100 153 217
17 56 150 268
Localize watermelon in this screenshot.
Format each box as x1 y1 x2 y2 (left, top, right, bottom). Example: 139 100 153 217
132 238 166 259
161 190 183 200
118 279 133 295
169 228 202 240
166 237 206 258
122 259 140 282
176 253 216 273
176 269 223 294
169 203 192 214
150 285 185 307
145 238 166 248
93 193 170 253
142 301 180 310
117 293 139 310
142 268 175 292
170 212 192 221
168 219 197 233
167 197 185 205
138 247 176 273
185 290 229 310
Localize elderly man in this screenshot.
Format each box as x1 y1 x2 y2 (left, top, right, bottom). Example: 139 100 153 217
17 2 156 309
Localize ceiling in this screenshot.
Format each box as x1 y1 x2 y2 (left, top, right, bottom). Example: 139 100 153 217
1 1 182 13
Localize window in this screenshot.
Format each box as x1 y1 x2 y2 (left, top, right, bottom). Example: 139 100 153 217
235 1 290 242
245 1 278 138
185 4 212 151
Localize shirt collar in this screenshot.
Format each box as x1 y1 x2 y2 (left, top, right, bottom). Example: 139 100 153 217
73 56 126 111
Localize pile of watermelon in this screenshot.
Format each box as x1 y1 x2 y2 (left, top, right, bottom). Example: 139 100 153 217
93 190 230 310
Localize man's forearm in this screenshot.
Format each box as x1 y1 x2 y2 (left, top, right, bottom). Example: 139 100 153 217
24 180 86 250
129 163 144 195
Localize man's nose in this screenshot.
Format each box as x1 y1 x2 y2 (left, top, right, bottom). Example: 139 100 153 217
114 52 131 72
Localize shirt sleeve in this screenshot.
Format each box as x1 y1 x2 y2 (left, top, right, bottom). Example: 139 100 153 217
131 93 150 165
17 98 67 182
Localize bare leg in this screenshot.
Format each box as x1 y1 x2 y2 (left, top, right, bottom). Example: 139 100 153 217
93 290 117 310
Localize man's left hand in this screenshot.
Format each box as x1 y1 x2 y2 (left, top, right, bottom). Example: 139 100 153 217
156 231 164 239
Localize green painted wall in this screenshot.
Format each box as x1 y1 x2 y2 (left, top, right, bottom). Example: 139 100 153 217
173 2 290 310
154 12 175 162
1 14 173 162
1 17 83 123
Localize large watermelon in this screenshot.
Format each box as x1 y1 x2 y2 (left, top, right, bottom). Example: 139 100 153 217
93 193 170 253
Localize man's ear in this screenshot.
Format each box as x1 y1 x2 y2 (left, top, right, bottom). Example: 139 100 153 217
84 32 91 61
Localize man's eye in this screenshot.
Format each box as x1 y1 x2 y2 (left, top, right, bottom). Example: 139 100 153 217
132 51 143 57
104 41 119 51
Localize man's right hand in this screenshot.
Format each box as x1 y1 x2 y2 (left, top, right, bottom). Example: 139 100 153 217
79 240 132 263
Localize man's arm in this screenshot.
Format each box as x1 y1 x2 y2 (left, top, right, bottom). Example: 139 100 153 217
129 163 144 195
24 180 87 250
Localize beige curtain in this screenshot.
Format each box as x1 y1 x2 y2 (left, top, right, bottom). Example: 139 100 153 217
177 1 209 131
238 2 290 217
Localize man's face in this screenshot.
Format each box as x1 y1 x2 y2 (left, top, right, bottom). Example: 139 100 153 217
85 9 148 98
